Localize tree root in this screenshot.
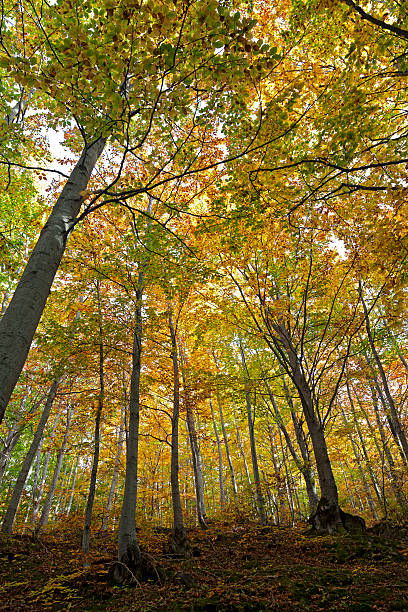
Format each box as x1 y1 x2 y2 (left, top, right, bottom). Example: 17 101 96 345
307 496 366 535
167 526 192 559
109 550 166 586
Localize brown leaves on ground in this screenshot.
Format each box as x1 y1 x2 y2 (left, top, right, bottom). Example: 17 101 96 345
0 519 408 611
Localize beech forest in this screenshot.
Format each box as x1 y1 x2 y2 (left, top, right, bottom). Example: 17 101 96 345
1 0 408 610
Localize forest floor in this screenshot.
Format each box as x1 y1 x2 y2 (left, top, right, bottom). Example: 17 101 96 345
0 518 407 611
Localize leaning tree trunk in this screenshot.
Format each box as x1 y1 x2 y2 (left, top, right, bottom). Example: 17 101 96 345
348 383 383 506
168 306 191 557
2 379 60 534
271 323 365 534
0 392 46 485
0 426 23 486
371 384 408 514
30 445 44 524
360 282 408 466
340 402 379 520
265 379 318 514
0 138 106 424
280 371 319 513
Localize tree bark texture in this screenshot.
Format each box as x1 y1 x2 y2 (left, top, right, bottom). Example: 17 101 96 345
0 138 106 423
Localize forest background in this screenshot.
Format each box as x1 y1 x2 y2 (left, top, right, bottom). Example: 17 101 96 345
1 0 408 604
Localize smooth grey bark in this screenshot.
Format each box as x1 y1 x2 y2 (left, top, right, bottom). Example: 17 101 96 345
280 371 319 512
271 324 341 510
101 406 125 531
239 340 267 524
350 386 383 506
346 382 383 508
277 424 295 525
214 381 238 500
371 385 408 514
168 306 190 556
342 466 357 510
116 198 152 580
117 292 142 570
179 344 208 528
4 87 35 125
30 445 44 524
58 456 75 515
340 405 378 519
54 461 70 516
359 282 408 466
2 379 59 534
353 384 384 467
264 380 318 513
267 421 287 524
362 348 408 466
31 411 61 523
35 403 73 534
65 453 80 517
0 426 22 485
0 138 106 424
82 280 104 556
210 396 226 509
234 410 252 486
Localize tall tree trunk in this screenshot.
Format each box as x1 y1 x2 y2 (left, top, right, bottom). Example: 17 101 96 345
168 306 190 557
179 344 208 528
58 456 76 515
35 403 73 534
116 286 143 580
239 339 267 524
30 445 44 524
265 380 318 514
82 281 105 557
2 380 60 534
371 385 408 514
269 323 351 532
31 411 61 523
210 396 226 510
0 138 106 424
214 379 238 500
101 406 125 532
347 382 383 506
114 198 154 584
65 453 80 517
280 371 319 513
54 461 70 516
341 406 378 519
234 410 251 486
267 422 287 524
277 426 295 525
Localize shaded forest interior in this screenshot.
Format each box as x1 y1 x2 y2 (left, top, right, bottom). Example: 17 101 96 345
1 0 408 609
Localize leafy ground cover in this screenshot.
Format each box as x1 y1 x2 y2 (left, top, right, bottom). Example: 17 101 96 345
0 520 407 611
